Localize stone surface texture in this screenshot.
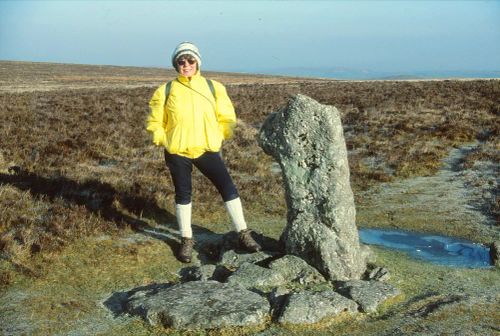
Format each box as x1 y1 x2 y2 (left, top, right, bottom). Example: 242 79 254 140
125 280 270 329
258 94 367 280
227 262 287 289
337 280 401 313
268 286 292 317
178 264 216 282
269 254 326 285
278 290 358 324
219 249 277 270
367 266 391 282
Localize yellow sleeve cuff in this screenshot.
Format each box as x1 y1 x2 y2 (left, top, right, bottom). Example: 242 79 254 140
220 122 235 139
153 129 167 146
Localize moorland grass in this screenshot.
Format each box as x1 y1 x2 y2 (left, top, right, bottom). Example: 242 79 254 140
0 65 499 334
1 79 498 266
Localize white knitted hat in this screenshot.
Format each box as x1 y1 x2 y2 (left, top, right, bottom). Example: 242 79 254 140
171 42 202 68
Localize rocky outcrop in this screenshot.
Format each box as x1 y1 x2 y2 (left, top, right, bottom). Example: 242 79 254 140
108 251 399 330
258 94 367 280
124 281 270 329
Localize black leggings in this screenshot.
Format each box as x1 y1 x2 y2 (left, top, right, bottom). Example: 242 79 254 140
164 150 239 205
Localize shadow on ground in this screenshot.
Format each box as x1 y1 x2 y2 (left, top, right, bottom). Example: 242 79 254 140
0 168 283 262
0 168 216 257
103 282 174 318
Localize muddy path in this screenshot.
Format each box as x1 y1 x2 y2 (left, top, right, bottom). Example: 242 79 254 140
357 143 499 244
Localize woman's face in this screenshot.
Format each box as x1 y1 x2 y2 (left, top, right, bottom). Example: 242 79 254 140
176 56 197 77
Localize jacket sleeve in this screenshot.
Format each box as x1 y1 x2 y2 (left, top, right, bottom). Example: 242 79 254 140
146 85 167 146
213 81 236 139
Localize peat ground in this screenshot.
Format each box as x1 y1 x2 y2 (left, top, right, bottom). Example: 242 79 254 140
0 61 498 335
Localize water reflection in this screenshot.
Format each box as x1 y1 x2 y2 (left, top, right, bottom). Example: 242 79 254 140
359 228 492 268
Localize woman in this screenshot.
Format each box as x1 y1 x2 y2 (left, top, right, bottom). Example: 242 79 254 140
147 42 261 263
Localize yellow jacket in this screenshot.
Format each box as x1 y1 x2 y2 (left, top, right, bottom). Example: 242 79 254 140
147 71 236 159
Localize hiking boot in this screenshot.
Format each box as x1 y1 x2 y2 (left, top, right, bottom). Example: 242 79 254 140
238 229 262 253
178 237 194 263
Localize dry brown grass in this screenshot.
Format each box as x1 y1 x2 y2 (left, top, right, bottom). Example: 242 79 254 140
0 62 499 280
228 80 499 189
0 60 326 92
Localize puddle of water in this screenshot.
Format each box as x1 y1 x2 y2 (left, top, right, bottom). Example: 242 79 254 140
359 228 492 268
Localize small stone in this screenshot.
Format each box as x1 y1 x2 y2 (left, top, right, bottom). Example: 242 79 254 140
361 244 376 264
227 262 287 290
269 286 292 318
278 290 358 324
178 264 216 282
489 241 500 266
198 264 217 280
177 266 199 282
219 249 276 270
367 266 391 282
337 280 401 313
269 255 326 285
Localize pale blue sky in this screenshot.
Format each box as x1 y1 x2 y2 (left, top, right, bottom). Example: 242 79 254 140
1 1 499 77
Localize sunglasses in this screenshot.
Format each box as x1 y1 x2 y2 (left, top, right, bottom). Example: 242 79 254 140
177 58 196 66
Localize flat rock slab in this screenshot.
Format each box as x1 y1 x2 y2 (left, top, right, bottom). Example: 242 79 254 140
337 280 401 313
279 290 358 324
125 281 270 330
269 254 326 285
227 262 287 290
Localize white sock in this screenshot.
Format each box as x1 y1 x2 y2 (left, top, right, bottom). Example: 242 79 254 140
175 203 192 238
225 197 248 232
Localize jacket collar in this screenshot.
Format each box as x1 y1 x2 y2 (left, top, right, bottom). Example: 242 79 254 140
177 70 201 83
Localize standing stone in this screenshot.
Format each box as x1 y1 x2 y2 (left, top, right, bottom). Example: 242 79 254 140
258 94 367 280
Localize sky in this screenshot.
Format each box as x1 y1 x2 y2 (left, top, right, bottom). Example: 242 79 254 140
1 1 499 78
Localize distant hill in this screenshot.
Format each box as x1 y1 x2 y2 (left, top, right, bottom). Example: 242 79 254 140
252 66 500 80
